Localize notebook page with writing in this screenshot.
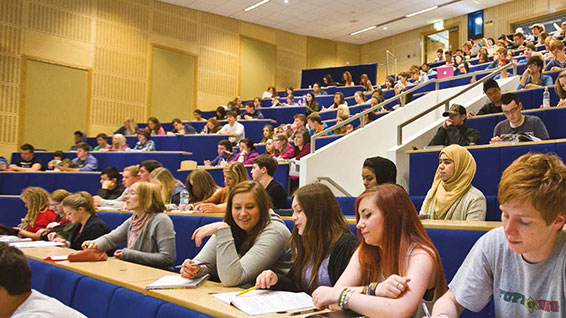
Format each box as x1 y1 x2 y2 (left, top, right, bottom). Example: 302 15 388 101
212 290 314 315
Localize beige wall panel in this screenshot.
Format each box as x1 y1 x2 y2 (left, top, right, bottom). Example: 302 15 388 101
152 1 198 20
199 11 238 31
199 25 239 54
152 11 198 43
89 123 117 136
148 35 200 56
95 20 147 54
27 2 92 41
92 72 146 104
0 0 23 25
307 36 336 69
240 22 276 45
33 0 94 15
91 99 145 126
240 37 275 100
276 49 304 89
97 0 149 30
197 69 237 98
24 30 94 67
0 24 23 54
196 92 232 111
0 54 20 84
94 46 146 79
336 42 361 66
0 114 17 143
277 31 307 53
0 84 19 113
0 144 17 158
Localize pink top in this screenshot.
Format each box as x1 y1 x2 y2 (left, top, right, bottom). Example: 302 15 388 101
230 151 259 165
146 126 166 136
294 143 311 160
278 144 296 159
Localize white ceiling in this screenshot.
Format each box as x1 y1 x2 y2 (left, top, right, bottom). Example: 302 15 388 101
158 0 513 45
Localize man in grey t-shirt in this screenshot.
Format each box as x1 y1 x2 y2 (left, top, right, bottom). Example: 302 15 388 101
429 153 566 318
490 93 549 143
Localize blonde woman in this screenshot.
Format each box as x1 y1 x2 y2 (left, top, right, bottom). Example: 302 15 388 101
16 187 57 240
194 162 248 213
83 182 176 269
149 167 184 207
107 133 129 151
354 91 367 106
114 117 138 136
36 189 72 241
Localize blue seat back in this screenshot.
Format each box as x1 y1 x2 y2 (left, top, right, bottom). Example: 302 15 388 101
108 288 165 318
43 266 83 306
73 276 119 317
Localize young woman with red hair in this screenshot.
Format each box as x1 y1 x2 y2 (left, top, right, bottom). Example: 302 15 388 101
312 184 446 317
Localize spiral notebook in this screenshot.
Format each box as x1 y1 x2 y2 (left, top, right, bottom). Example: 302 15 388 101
212 290 314 316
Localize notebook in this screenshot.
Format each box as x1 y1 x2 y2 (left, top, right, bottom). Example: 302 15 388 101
145 274 209 290
212 290 314 316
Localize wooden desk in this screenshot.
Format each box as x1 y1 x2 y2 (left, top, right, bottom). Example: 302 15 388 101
344 218 501 231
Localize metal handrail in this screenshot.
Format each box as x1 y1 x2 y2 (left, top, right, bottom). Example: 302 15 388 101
310 62 517 153
396 62 517 145
316 177 352 196
385 50 397 78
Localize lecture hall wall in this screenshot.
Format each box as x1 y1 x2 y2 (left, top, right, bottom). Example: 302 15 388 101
0 0 563 157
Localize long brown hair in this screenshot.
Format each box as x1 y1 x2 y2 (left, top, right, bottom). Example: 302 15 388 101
20 187 50 227
186 169 219 203
355 184 446 296
61 192 97 216
223 181 271 255
291 183 353 293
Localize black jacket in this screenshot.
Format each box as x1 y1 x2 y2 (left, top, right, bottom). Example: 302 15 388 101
428 122 480 146
67 215 110 250
476 102 502 115
98 183 126 200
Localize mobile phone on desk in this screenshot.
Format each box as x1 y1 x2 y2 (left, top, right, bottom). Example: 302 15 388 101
307 309 365 318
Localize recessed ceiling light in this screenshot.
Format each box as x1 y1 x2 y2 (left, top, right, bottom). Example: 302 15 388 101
405 5 438 18
383 27 387 30
244 0 270 12
284 0 288 3
349 25 376 36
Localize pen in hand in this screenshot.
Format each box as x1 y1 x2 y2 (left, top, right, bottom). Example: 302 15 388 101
175 262 210 269
422 302 431 318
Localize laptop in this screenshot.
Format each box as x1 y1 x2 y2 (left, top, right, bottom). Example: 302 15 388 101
436 65 454 79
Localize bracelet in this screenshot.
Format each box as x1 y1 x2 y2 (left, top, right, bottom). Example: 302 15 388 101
367 282 378 296
337 288 349 308
342 289 354 309
361 285 367 295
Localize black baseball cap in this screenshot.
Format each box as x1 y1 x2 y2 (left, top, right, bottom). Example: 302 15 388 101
443 104 466 117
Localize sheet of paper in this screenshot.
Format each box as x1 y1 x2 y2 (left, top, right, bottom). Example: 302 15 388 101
9 241 64 248
213 290 314 315
146 274 208 289
0 236 32 243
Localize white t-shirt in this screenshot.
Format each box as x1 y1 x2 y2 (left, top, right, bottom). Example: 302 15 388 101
11 290 86 318
218 121 245 144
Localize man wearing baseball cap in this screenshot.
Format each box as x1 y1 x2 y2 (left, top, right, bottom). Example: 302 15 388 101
428 104 480 146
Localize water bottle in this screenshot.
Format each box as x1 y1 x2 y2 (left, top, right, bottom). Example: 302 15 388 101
179 187 190 212
542 87 550 108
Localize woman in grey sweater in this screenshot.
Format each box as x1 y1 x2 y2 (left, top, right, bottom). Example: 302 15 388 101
82 182 176 270
180 181 292 287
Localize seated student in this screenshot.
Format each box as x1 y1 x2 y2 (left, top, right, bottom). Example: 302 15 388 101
167 118 196 135
14 187 57 241
97 166 126 200
334 114 353 135
133 129 155 151
312 82 328 96
265 138 275 156
428 104 480 147
383 76 395 90
41 189 72 238
285 95 300 107
477 52 489 64
107 133 129 151
293 128 311 160
186 169 220 205
256 183 357 293
430 153 566 318
230 138 259 164
469 79 502 116
545 39 566 71
253 97 262 109
307 113 329 135
515 42 536 65
137 160 162 182
218 111 245 145
194 162 248 213
215 106 226 120
59 142 98 171
69 130 86 150
95 165 139 209
342 71 354 87
360 74 373 92
361 156 397 190
47 192 110 250
193 109 206 122
204 139 236 167
145 116 165 135
180 181 292 287
201 118 222 134
518 55 553 89
490 93 550 143
149 167 184 207
289 114 307 139
433 48 444 62
486 47 506 70
240 102 264 119
8 144 42 172
272 134 295 160
323 74 338 87
0 243 86 318
83 182 176 269
92 133 110 151
419 144 486 221
555 70 566 107
311 184 446 316
305 92 321 115
262 85 276 99
324 92 347 111
353 91 367 106
114 117 138 136
260 124 274 143
46 150 65 170
250 154 289 209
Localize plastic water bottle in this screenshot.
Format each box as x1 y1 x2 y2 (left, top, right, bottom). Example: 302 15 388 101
179 187 190 212
542 87 550 108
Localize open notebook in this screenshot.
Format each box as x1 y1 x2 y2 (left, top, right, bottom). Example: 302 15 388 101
212 290 314 316
145 274 209 290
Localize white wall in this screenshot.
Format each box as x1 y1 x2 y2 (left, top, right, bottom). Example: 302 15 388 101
300 76 520 196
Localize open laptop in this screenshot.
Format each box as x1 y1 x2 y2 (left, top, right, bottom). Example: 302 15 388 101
436 65 454 79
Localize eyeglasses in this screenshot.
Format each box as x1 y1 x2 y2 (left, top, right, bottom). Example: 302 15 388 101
503 106 519 115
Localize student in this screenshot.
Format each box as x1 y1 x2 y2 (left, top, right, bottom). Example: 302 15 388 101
260 124 274 143
58 142 98 171
518 55 553 89
256 183 357 293
354 91 367 106
470 79 502 116
149 167 184 207
8 144 42 172
167 118 196 135
0 243 86 318
290 114 307 138
230 138 258 164
428 104 480 147
250 154 288 209
342 71 354 86
83 182 176 269
201 118 222 134
137 160 162 182
419 144 486 221
95 165 139 209
545 39 566 71
108 133 129 151
325 92 347 111
46 150 65 170
218 111 245 144
311 184 446 317
361 156 397 190
305 92 321 114
360 74 373 92
490 93 549 143
180 181 292 287
307 113 329 135
312 82 327 96
186 169 220 205
194 162 248 213
15 187 57 241
430 153 566 318
272 134 295 160
97 166 126 200
555 70 566 107
133 129 155 151
93 133 110 151
285 95 299 107
114 117 138 136
45 189 71 233
204 139 236 167
47 192 110 250
69 130 87 151
293 128 311 160
240 102 264 119
193 109 206 122
145 117 165 135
